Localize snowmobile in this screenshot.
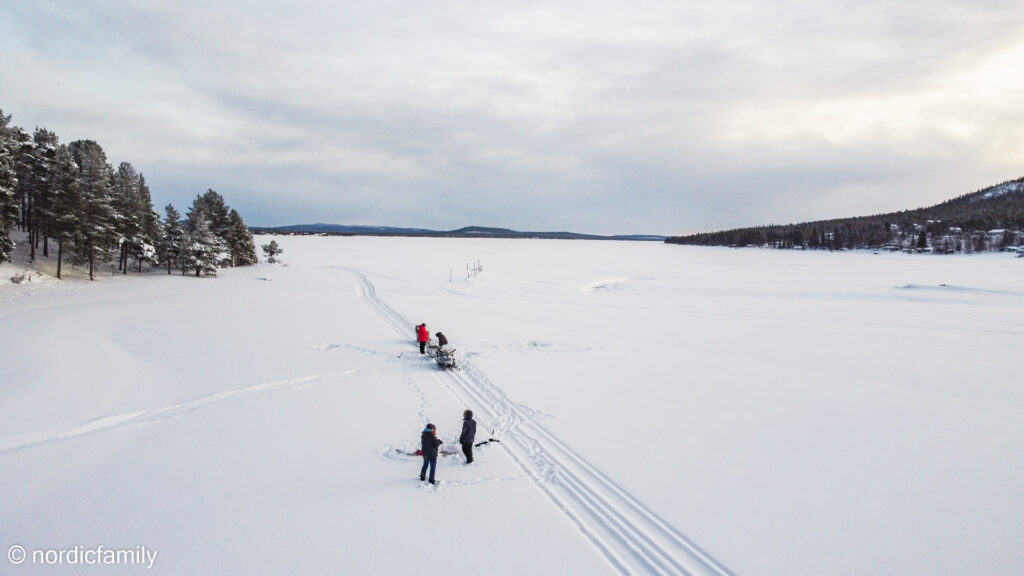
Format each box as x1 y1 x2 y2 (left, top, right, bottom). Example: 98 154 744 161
435 346 458 370
424 336 457 370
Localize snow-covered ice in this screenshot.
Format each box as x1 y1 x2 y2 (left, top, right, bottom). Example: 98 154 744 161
2 236 1022 575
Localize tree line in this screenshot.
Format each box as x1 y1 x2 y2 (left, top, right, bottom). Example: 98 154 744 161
1 107 257 279
667 176 1024 253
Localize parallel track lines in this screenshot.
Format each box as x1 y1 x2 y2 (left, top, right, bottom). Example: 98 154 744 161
348 268 733 576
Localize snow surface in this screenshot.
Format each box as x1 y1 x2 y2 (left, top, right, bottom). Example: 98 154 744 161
2 236 1023 575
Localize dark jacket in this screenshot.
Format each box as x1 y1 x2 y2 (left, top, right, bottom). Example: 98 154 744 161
437 332 449 346
459 417 476 445
421 430 442 460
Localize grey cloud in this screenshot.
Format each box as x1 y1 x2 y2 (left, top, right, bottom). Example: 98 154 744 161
2 0 1021 235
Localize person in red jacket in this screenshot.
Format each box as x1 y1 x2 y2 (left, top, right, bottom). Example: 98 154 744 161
416 323 429 354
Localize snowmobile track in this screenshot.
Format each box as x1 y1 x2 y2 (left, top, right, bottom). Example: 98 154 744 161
348 268 734 576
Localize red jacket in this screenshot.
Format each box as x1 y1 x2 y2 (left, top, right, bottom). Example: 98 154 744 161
416 324 429 343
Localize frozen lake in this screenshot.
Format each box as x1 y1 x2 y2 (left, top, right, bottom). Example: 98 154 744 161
2 236 1022 575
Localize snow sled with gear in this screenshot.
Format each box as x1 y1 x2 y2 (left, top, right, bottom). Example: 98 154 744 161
434 346 458 370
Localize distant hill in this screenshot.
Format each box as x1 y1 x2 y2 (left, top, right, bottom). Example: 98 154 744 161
666 176 1024 253
250 223 665 242
253 224 436 236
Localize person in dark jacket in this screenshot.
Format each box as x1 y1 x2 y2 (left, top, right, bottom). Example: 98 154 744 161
420 423 442 483
416 324 429 354
459 410 476 464
436 332 448 347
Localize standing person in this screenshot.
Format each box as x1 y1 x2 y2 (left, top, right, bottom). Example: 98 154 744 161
459 410 476 464
420 423 442 484
416 323 429 354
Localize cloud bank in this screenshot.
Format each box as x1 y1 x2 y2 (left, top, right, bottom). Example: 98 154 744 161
2 0 1021 234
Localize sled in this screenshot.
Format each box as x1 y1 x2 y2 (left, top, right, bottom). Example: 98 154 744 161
398 447 460 457
435 346 458 370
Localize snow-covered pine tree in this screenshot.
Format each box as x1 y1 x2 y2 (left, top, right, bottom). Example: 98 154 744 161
68 140 119 280
186 210 224 277
187 216 221 276
29 128 60 260
135 174 162 272
188 189 231 240
49 144 80 279
112 164 161 273
111 162 143 274
226 208 257 266
158 204 186 275
262 239 283 263
11 126 33 235
0 110 21 262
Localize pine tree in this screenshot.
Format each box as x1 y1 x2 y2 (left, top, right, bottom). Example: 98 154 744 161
111 164 162 273
111 162 137 273
226 208 257 266
184 189 257 270
49 144 80 279
135 174 162 271
158 204 186 275
262 239 283 263
185 195 229 276
68 140 119 280
12 126 33 235
0 110 21 262
29 128 61 260
186 210 223 277
110 161 157 273
188 189 231 240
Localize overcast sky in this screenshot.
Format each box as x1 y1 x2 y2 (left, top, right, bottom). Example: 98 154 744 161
2 1 1021 235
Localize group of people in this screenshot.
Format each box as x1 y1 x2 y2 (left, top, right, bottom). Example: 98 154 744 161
415 323 448 354
419 409 476 484
413 323 471 485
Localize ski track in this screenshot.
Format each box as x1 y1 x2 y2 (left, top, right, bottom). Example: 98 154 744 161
347 268 734 576
0 371 358 455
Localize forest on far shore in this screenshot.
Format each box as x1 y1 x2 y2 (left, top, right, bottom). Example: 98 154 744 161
667 177 1024 253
